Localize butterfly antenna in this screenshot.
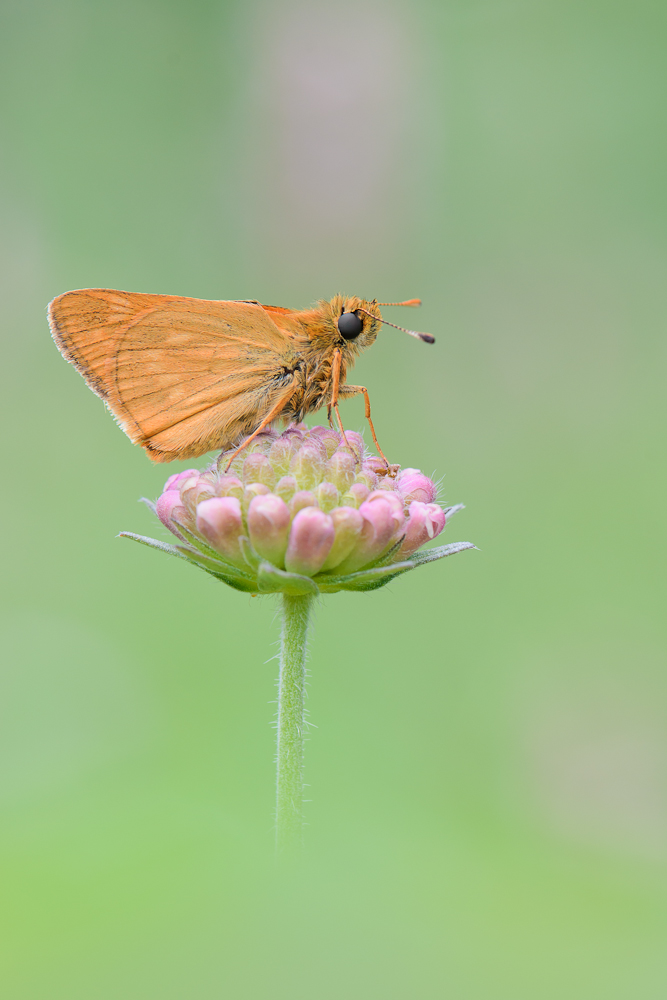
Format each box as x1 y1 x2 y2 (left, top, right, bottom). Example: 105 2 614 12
358 307 435 344
376 298 422 307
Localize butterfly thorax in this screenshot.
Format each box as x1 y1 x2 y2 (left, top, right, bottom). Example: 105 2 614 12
266 295 382 420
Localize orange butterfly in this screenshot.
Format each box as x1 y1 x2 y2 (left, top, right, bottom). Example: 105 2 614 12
48 289 433 467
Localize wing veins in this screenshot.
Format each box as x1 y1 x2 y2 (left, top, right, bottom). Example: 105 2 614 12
121 371 285 424
138 378 296 439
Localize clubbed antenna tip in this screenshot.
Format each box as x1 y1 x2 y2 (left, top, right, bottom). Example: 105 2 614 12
358 308 435 344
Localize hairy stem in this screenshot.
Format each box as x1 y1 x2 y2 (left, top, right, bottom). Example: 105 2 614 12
275 593 313 855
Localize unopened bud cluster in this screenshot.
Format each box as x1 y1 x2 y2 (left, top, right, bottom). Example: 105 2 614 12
123 424 473 595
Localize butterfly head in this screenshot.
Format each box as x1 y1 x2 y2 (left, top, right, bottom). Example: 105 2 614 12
328 295 382 353
327 294 434 351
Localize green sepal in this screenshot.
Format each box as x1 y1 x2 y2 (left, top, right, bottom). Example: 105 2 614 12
369 535 406 569
256 561 319 596
119 532 257 592
140 497 158 515
409 541 476 565
315 535 407 583
315 539 476 592
316 560 415 593
172 519 254 579
119 532 190 561
198 569 258 592
173 545 255 583
238 535 261 571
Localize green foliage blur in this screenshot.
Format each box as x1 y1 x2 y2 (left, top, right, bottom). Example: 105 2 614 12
1 0 666 996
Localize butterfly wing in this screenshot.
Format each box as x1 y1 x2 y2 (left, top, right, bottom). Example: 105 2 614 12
49 289 300 461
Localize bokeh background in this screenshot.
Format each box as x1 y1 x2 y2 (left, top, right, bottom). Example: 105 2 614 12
1 0 666 996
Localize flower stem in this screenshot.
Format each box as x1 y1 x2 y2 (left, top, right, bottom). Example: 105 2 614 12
275 593 313 855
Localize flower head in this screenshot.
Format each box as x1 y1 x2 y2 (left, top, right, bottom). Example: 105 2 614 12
122 424 474 594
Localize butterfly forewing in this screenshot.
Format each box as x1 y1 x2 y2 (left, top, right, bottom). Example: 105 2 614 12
49 289 296 461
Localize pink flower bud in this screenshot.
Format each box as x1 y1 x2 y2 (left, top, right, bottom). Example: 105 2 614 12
216 475 244 500
308 426 341 457
316 481 340 512
334 495 403 574
188 480 216 506
365 490 406 534
196 497 245 565
398 501 447 558
302 434 328 459
163 469 199 493
285 506 335 576
268 437 295 477
342 482 370 507
178 474 199 495
156 490 189 536
275 475 298 504
246 430 276 454
216 449 240 475
242 453 276 489
289 490 317 516
247 494 291 568
290 444 326 491
354 468 379 490
397 469 437 505
341 430 364 464
325 449 356 492
320 506 364 571
282 426 305 444
242 482 271 515
179 476 204 514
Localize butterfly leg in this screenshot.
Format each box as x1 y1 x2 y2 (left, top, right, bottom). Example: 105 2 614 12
330 349 359 461
337 384 392 471
223 384 298 472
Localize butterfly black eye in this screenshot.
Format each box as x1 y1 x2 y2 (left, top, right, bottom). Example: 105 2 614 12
337 311 363 340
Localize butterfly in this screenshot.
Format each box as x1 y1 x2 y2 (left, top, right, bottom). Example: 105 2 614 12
48 289 434 468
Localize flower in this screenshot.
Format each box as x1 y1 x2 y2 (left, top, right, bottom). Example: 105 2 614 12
121 424 474 595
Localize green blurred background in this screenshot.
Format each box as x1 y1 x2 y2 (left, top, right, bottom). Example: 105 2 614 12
1 0 666 996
